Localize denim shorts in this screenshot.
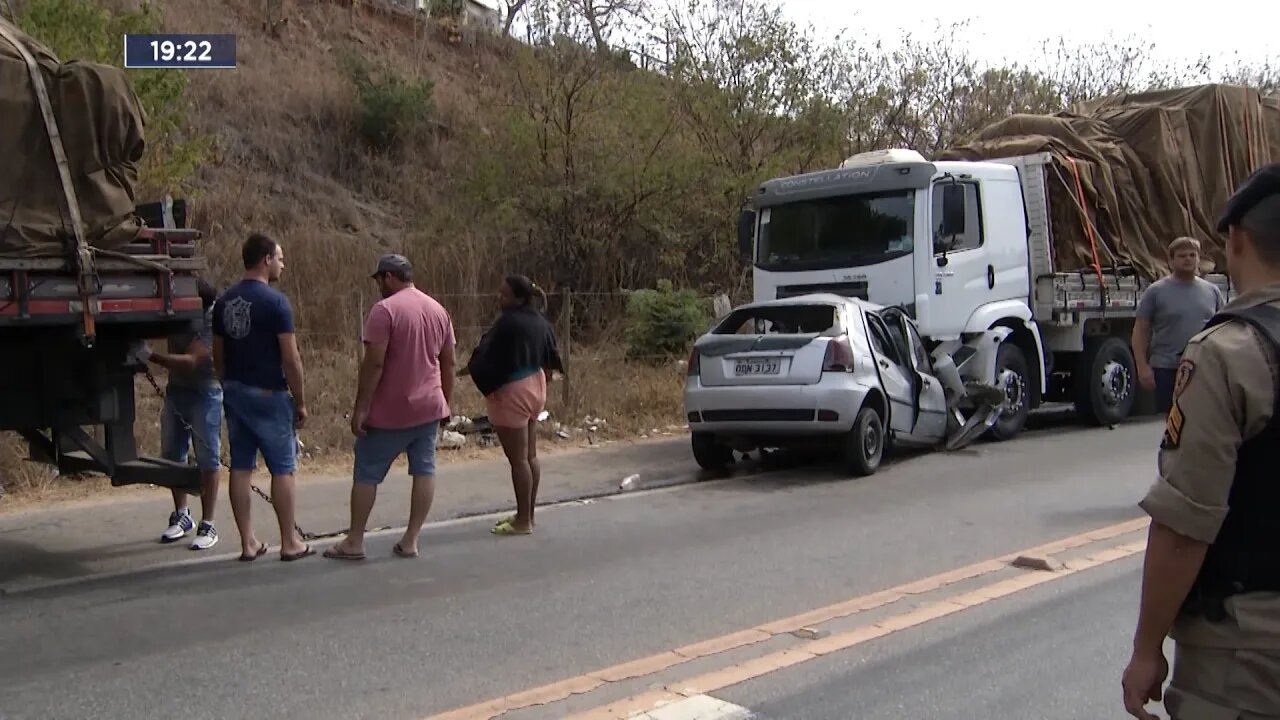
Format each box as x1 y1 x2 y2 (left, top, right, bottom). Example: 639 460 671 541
353 420 441 485
222 380 297 476
161 383 223 472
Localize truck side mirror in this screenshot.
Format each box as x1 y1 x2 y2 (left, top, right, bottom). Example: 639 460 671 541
737 208 756 263
939 183 966 240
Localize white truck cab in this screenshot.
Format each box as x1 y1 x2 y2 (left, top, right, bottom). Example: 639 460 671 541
737 148 1191 440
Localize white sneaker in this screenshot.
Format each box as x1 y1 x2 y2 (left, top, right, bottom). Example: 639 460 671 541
161 510 194 543
190 521 219 551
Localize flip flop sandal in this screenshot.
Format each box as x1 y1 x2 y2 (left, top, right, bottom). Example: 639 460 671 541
495 515 535 528
238 543 269 562
281 544 316 562
491 521 532 536
323 546 366 561
393 543 418 559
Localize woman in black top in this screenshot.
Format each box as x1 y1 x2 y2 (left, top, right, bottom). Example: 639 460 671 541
465 274 564 535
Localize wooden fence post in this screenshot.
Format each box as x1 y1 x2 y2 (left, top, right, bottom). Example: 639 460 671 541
356 289 365 347
560 288 572 413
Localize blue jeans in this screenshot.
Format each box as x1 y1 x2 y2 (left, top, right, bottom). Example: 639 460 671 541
161 383 223 472
1154 367 1178 415
353 421 441 485
222 380 297 476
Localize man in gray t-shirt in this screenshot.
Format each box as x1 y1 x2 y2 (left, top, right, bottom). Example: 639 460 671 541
1132 237 1226 413
136 280 225 550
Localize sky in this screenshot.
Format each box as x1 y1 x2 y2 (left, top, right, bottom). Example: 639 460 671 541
487 0 1277 71
778 0 1277 68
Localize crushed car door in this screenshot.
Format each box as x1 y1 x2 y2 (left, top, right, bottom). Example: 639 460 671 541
863 311 917 436
877 306 995 449
885 308 949 443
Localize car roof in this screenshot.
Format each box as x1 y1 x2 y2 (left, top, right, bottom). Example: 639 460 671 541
733 293 884 313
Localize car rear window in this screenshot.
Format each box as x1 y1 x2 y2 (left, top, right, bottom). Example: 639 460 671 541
714 304 840 335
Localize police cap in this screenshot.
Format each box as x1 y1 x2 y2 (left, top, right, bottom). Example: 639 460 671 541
1218 163 1280 233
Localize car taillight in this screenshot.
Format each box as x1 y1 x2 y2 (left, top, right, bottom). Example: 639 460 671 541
823 336 855 373
687 348 700 376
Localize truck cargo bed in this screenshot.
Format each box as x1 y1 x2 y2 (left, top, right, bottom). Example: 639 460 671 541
1042 270 1233 315
943 84 1280 282
996 152 1237 320
0 228 205 329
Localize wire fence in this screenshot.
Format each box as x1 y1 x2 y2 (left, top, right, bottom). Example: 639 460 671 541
290 290 727 411
293 290 719 351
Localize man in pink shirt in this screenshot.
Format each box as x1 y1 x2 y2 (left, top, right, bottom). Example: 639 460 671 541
325 254 456 560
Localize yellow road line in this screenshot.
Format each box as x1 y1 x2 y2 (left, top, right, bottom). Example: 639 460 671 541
567 536 1148 720
424 517 1149 720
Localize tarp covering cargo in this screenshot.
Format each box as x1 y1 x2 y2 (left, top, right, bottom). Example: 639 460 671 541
940 84 1280 281
0 17 146 258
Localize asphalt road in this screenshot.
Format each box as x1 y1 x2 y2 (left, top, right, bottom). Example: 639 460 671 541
0 437 697 590
722 555 1167 720
0 415 1165 720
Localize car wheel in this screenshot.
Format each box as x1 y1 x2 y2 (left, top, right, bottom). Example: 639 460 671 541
691 432 734 472
985 342 1031 442
843 405 885 477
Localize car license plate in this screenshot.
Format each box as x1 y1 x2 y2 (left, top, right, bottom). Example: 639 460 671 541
735 358 781 376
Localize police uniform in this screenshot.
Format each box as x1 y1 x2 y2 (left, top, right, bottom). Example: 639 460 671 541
1139 163 1280 719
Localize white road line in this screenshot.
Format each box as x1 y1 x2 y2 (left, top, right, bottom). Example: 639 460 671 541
639 694 753 720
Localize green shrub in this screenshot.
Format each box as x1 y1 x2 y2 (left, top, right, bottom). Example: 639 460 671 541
18 0 206 193
624 280 712 360
429 0 463 18
342 54 434 151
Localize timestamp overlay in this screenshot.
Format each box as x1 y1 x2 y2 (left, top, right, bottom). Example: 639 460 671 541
123 34 237 69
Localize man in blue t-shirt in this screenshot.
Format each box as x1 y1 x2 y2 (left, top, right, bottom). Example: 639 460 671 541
212 233 313 562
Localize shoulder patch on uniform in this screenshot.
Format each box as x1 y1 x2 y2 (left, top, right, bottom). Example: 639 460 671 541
1172 359 1196 400
1161 402 1185 450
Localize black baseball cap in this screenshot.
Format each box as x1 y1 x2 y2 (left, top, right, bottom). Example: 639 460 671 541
1217 163 1280 233
371 253 412 277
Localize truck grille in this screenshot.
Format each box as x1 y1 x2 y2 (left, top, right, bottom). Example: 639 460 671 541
775 281 868 300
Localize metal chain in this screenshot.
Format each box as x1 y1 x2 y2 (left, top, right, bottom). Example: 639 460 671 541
140 364 392 542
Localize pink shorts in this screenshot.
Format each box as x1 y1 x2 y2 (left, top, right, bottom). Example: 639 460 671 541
485 372 547 428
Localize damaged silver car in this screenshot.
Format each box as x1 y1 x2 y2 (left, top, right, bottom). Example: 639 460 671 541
683 294 1006 476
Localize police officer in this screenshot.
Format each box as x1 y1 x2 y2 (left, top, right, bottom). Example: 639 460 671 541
1123 162 1280 720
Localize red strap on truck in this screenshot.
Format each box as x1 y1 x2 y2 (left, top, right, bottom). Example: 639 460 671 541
1063 156 1106 291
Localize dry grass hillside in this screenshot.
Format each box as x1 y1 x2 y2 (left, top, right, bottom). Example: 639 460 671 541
163 0 693 442
1 0 1275 500
1 0 694 500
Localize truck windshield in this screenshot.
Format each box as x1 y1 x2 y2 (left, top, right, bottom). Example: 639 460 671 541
756 190 915 271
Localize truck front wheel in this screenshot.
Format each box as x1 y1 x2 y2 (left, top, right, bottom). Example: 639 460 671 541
986 342 1031 442
1073 336 1137 426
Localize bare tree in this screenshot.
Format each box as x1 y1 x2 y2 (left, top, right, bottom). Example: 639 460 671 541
665 0 836 177
501 0 530 36
570 0 647 54
828 22 1064 156
1218 57 1279 95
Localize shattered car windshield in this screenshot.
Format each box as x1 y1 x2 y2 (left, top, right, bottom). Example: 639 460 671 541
714 304 840 336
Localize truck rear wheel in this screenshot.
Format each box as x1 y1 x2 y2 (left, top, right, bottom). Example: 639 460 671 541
985 342 1031 442
1073 336 1137 426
